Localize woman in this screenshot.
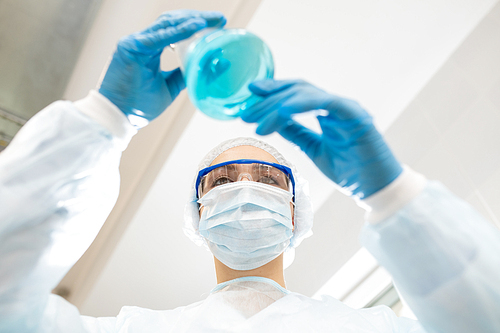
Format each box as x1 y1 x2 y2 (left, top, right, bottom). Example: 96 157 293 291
0 9 499 333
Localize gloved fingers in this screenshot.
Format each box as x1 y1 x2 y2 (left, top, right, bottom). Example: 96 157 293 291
318 112 373 135
247 80 331 119
252 79 371 122
137 18 209 53
277 119 323 159
117 18 208 57
317 115 357 145
197 11 227 27
144 15 194 34
145 10 226 33
243 84 327 132
163 68 186 100
244 79 373 143
240 88 297 123
253 95 328 136
248 91 331 135
249 79 300 96
277 92 333 118
322 95 372 122
277 90 372 125
255 111 292 136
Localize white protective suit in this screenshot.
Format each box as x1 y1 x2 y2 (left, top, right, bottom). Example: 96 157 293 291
1 91 499 333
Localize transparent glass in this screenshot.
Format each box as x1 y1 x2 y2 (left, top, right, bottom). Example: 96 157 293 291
176 29 274 120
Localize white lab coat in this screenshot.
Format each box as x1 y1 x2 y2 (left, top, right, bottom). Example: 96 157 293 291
0 91 499 332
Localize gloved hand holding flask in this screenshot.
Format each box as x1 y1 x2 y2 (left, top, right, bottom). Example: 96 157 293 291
98 10 226 127
240 80 403 199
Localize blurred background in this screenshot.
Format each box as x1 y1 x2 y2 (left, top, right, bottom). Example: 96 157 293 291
2 0 500 318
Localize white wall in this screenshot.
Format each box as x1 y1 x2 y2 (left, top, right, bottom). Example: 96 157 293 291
385 2 500 228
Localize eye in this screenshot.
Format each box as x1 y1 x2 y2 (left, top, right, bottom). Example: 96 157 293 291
213 177 233 187
258 176 278 185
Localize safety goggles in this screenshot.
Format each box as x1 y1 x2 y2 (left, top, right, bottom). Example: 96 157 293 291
196 159 295 199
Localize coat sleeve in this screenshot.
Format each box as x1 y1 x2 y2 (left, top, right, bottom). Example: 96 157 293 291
0 91 136 332
359 168 500 333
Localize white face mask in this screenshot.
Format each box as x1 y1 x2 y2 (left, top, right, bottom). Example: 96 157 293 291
198 181 294 271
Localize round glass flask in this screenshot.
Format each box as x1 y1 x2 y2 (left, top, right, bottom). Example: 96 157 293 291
175 29 274 120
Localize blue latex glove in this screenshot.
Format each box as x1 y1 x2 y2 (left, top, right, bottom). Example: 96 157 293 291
99 10 226 126
240 80 403 199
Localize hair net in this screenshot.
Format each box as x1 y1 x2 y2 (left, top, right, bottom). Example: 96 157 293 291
183 137 313 268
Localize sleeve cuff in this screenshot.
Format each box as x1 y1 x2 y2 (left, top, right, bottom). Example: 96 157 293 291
356 166 427 224
74 90 137 151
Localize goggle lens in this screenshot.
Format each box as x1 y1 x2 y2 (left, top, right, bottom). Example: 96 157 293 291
197 160 294 198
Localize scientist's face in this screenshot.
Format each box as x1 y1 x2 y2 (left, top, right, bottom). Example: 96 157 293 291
200 145 295 227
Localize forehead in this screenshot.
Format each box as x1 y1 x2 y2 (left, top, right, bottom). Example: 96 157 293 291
210 145 279 166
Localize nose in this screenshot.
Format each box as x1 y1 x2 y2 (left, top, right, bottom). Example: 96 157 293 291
237 173 253 182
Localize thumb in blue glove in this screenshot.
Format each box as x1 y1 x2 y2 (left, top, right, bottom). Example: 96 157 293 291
240 79 402 199
99 10 226 127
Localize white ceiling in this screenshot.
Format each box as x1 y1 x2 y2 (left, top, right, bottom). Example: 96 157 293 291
78 0 498 317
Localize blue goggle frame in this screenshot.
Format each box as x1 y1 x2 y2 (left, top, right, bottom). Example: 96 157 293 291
195 159 295 200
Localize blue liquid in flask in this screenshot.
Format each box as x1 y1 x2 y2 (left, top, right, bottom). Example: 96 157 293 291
183 29 274 120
